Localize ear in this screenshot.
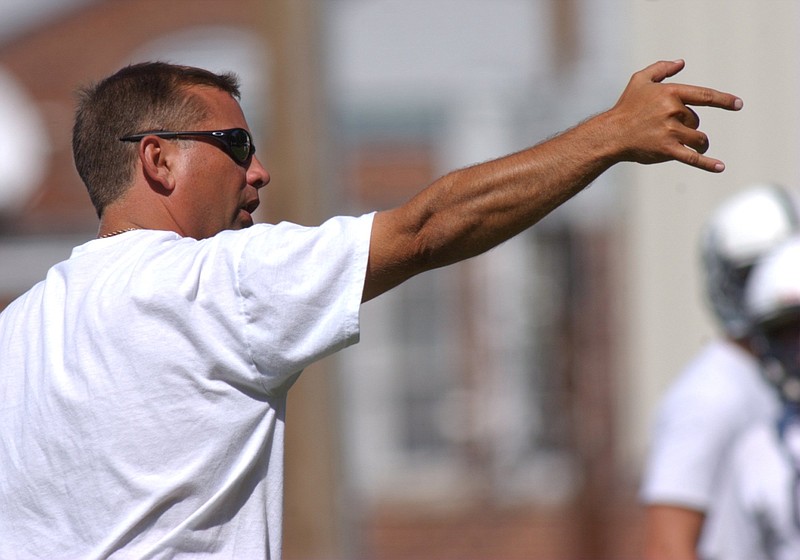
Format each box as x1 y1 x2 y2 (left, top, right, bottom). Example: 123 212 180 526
138 136 177 194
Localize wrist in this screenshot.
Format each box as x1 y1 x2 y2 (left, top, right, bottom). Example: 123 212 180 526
581 109 629 167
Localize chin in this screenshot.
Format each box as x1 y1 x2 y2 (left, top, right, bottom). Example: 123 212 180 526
236 213 254 229
234 210 253 229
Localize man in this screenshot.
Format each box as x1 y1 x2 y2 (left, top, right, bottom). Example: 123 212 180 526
641 184 800 560
704 235 800 560
0 59 740 558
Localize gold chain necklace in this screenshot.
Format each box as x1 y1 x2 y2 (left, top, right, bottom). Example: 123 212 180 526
99 228 141 239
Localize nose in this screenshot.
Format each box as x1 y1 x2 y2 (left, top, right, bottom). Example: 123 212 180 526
248 155 270 190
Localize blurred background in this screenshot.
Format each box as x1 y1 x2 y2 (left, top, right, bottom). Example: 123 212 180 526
0 1 797 558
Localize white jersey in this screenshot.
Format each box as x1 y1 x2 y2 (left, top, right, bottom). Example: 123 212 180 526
703 418 800 560
640 339 780 554
0 214 373 559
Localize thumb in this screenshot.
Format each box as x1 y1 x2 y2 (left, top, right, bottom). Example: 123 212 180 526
644 59 686 83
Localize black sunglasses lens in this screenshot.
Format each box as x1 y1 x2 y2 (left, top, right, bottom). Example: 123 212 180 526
228 130 252 163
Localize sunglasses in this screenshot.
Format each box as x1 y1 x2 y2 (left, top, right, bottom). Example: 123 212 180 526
119 127 255 165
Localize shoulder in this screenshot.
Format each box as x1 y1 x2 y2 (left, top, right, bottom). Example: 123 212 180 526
652 340 779 448
681 340 755 380
233 214 374 258
663 340 768 408
232 214 374 278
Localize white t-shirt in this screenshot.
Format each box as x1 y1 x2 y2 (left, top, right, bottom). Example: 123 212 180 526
0 214 373 559
640 339 780 554
703 419 800 560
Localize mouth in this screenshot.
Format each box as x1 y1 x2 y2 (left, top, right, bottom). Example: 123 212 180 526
243 197 260 215
238 197 260 227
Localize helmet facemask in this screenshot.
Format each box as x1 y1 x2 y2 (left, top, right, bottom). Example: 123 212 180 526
751 305 800 403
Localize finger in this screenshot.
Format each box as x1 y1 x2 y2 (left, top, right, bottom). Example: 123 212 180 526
673 144 726 173
677 107 700 130
639 59 686 83
672 83 744 110
681 128 710 154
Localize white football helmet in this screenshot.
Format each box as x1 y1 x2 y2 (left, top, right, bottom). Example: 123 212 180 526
745 236 800 403
701 184 800 339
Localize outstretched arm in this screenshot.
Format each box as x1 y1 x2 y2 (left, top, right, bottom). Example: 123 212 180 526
362 60 742 302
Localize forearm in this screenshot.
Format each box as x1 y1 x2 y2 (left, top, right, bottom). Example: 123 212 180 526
403 111 617 266
643 505 704 560
363 111 619 301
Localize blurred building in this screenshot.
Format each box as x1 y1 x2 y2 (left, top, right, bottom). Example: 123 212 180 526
0 1 798 559
327 2 631 558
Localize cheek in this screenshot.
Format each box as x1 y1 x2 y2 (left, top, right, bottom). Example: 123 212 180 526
181 150 245 210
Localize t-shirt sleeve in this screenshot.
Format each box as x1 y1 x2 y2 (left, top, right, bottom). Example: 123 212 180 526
236 213 373 391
